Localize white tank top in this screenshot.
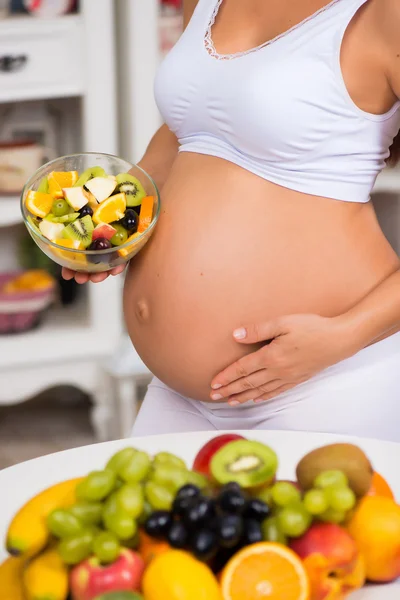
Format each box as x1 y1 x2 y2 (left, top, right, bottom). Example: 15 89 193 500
154 0 400 203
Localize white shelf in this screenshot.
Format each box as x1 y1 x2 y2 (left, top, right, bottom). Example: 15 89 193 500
0 195 21 227
374 167 400 194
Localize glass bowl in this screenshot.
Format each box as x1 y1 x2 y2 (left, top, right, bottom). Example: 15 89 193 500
21 153 160 273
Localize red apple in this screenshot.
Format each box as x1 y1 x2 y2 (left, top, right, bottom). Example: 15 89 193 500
70 549 145 600
193 434 245 477
92 223 117 241
290 523 365 600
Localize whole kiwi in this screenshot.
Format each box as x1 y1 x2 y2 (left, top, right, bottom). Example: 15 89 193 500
296 443 373 498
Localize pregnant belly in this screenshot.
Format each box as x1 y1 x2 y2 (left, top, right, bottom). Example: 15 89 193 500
123 153 399 402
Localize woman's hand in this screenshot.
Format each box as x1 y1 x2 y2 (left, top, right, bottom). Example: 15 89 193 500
62 264 126 284
210 314 359 405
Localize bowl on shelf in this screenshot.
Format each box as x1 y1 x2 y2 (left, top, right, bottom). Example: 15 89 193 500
21 153 160 273
0 270 56 334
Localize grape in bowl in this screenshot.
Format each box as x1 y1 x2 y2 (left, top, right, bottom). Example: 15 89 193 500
21 153 160 273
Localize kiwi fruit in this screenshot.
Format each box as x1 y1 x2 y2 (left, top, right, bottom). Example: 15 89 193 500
74 166 106 188
210 440 278 489
46 212 80 224
116 173 146 207
37 176 49 194
63 215 94 248
296 443 373 498
27 215 41 231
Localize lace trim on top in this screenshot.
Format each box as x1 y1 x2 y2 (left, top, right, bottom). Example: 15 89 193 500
204 0 344 60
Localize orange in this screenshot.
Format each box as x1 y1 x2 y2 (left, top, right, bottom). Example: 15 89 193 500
92 193 126 225
118 232 141 258
3 270 54 293
142 549 222 600
25 190 53 218
347 496 400 582
367 472 395 500
220 542 310 600
138 195 155 232
138 530 170 565
48 171 78 197
53 239 87 267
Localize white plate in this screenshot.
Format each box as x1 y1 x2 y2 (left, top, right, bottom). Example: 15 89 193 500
0 429 399 598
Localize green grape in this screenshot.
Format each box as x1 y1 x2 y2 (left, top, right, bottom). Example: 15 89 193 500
303 489 329 516
111 224 129 246
105 512 137 541
93 531 121 564
319 507 346 524
277 506 312 538
76 470 117 502
144 481 174 511
106 447 137 474
69 501 103 525
150 465 189 494
271 482 301 507
58 529 94 565
116 483 144 519
261 517 288 545
314 470 348 489
185 471 209 490
47 509 82 539
153 452 187 471
119 451 152 483
137 500 153 526
52 199 70 217
326 486 356 512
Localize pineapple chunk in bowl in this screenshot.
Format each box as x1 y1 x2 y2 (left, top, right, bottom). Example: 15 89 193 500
21 153 160 273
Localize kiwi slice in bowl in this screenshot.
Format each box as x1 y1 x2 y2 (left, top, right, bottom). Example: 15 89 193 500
116 173 146 207
74 166 106 188
63 215 94 248
210 440 278 489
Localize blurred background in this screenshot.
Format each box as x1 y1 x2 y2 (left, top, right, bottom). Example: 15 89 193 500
0 0 182 469
0 0 399 470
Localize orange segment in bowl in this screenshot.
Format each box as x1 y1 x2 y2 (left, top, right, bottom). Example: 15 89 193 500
53 238 87 266
25 190 54 218
48 171 79 197
138 195 155 233
92 193 126 225
118 232 141 258
221 542 310 600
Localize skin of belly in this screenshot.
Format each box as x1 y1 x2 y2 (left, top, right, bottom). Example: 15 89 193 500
123 153 400 402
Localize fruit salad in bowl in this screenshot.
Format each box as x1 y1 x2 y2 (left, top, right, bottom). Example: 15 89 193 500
21 153 160 273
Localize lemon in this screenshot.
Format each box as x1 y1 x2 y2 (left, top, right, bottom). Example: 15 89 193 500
142 550 222 600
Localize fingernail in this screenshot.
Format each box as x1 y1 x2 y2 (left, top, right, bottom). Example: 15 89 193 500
211 383 222 390
211 393 222 401
229 400 240 406
233 328 247 340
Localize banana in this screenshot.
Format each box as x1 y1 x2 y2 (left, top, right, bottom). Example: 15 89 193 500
0 556 25 600
6 477 83 558
23 548 69 600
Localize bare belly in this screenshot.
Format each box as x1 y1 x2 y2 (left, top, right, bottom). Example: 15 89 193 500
124 153 399 402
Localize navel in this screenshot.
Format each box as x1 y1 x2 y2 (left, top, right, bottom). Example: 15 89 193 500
135 299 150 322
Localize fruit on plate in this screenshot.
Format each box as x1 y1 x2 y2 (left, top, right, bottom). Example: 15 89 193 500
0 556 25 600
296 443 373 498
25 190 54 218
210 439 278 488
347 495 400 582
70 548 145 600
220 541 309 600
6 477 82 557
193 434 245 477
92 193 126 225
92 223 117 242
85 176 117 203
23 547 69 600
290 523 365 599
142 549 222 600
366 471 395 499
116 173 146 207
63 215 94 248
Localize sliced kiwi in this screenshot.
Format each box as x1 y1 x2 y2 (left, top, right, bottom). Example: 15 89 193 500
210 440 278 489
45 212 80 224
63 215 94 248
116 173 146 207
37 176 49 194
74 166 107 188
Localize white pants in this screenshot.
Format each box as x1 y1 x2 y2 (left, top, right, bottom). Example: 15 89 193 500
132 331 400 442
